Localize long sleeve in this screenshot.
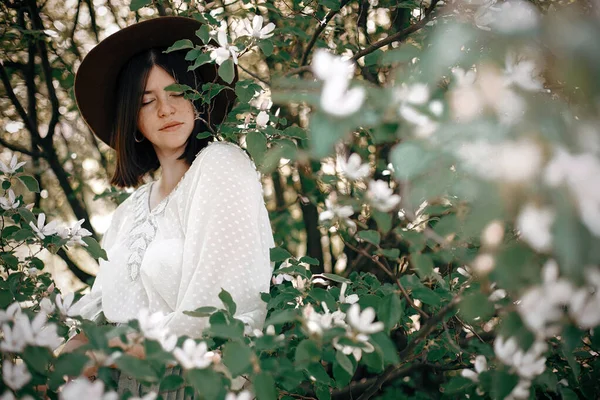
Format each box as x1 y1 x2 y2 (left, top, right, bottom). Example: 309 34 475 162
163 142 275 338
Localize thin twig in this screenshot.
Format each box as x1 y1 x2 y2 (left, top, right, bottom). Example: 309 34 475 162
238 63 270 86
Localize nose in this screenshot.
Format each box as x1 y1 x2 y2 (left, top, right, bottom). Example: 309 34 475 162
157 97 176 118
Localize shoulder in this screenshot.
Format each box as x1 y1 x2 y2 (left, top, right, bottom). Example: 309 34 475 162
193 140 257 177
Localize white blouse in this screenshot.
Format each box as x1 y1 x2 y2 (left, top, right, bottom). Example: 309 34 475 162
72 141 275 338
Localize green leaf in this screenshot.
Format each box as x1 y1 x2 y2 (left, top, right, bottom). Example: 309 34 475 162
52 353 90 377
223 341 253 377
82 237 108 261
130 0 151 11
441 376 476 394
295 339 321 368
254 372 277 400
411 253 435 278
315 385 331 400
335 350 354 376
299 256 320 265
188 53 212 72
183 306 217 318
375 248 400 260
218 59 235 84
459 291 494 323
186 368 224 400
270 247 292 262
22 346 52 374
370 331 400 365
246 131 268 165
196 131 212 139
381 44 420 65
195 25 211 44
18 208 36 225
18 175 40 193
115 354 160 383
377 293 403 331
390 140 435 181
492 370 519 400
560 388 579 400
165 39 194 53
218 288 237 315
282 126 308 140
258 39 274 57
357 230 381 246
0 253 19 269
159 374 185 392
321 273 351 284
265 309 298 326
371 209 392 234
319 0 340 11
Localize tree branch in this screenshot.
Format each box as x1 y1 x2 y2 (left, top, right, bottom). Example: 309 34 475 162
0 62 38 136
0 137 40 158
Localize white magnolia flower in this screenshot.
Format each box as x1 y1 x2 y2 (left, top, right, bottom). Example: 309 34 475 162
210 30 239 65
339 282 359 304
311 49 365 117
481 220 504 248
302 304 333 336
473 0 500 31
346 303 384 334
242 15 275 39
505 379 531 400
60 378 117 400
337 153 370 181
272 261 294 285
366 180 401 212
11 313 63 350
395 83 432 127
291 276 307 290
319 195 356 234
0 302 21 323
332 334 374 362
490 0 540 34
516 204 555 252
28 213 59 240
0 155 26 175
504 52 543 91
66 219 93 247
173 339 213 370
0 189 19 211
39 298 55 315
461 355 488 382
2 360 31 391
252 325 284 341
56 292 77 317
256 111 269 128
159 334 178 352
225 390 253 400
494 336 547 379
137 309 170 343
544 148 600 237
1 323 27 353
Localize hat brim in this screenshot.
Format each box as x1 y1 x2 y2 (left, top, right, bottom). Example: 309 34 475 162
74 16 237 149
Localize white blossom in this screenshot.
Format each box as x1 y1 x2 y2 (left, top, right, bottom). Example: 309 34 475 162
252 325 284 341
39 297 55 315
461 355 487 382
504 52 543 91
272 261 294 285
0 189 19 211
210 30 239 65
337 153 370 181
568 267 600 329
256 111 269 128
490 0 540 34
0 155 26 175
66 219 93 247
516 204 555 252
494 336 547 380
241 15 275 39
60 378 117 400
318 194 356 234
137 309 170 343
473 0 499 31
366 180 401 212
0 302 21 323
311 49 365 117
346 303 384 334
505 379 531 400
395 83 432 127
302 304 333 336
2 360 31 391
481 220 504 248
56 292 77 317
339 282 359 304
225 390 253 400
332 335 374 362
173 339 213 370
28 213 59 240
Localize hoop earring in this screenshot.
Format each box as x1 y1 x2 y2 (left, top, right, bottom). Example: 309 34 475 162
134 131 145 143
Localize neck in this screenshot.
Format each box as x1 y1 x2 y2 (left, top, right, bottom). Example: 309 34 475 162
154 150 190 196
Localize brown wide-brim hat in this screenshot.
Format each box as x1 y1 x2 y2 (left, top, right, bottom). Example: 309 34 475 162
74 16 237 149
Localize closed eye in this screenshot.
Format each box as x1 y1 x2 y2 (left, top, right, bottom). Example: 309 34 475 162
141 99 154 106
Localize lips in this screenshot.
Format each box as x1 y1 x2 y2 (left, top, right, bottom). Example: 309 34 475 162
159 121 183 131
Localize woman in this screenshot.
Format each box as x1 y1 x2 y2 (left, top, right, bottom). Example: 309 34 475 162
66 16 275 395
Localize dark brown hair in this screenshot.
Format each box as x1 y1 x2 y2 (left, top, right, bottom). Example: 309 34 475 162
110 47 212 188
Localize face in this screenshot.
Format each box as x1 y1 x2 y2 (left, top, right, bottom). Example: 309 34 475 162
137 65 195 156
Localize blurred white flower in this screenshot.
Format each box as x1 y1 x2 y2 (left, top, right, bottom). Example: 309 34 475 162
494 336 547 380
505 379 531 400
56 292 76 317
1 323 27 353
0 189 19 211
40 297 55 315
66 219 93 247
504 52 543 91
173 339 213 369
0 155 26 175
346 303 384 334
481 220 504 248
544 148 600 237
291 276 308 290
395 83 431 127
473 0 499 31
225 390 253 400
0 302 21 323
137 309 170 343
252 325 284 341
461 355 487 382
332 335 374 362
516 204 555 252
241 15 275 39
256 111 269 128
569 267 600 329
337 153 370 181
1 312 62 352
2 360 31 391
159 334 178 352
303 304 332 336
29 213 59 240
367 180 401 212
339 282 359 304
319 194 356 234
491 0 540 34
60 378 117 400
311 49 365 117
210 30 239 65
272 261 294 285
